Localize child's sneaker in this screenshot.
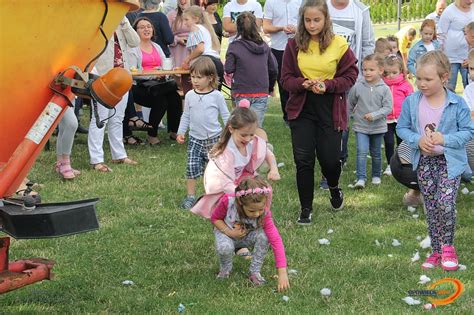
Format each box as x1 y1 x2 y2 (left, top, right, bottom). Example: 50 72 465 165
441 245 458 271
329 188 344 210
216 271 230 279
297 208 312 225
181 195 196 209
383 165 392 176
422 252 441 269
319 178 329 190
249 273 266 286
354 179 366 189
372 177 381 185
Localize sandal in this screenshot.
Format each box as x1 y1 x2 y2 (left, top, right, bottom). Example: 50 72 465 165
147 137 161 146
128 117 153 131
92 163 113 172
123 135 144 146
111 157 138 165
55 161 81 176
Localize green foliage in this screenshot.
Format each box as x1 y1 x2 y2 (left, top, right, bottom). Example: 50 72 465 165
364 0 440 22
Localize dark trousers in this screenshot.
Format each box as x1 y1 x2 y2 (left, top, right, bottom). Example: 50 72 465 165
132 84 182 137
271 48 289 122
123 92 138 137
205 55 224 91
289 93 342 210
383 122 401 164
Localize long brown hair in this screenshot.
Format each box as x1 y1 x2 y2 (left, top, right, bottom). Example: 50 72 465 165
295 0 334 53
184 5 220 52
209 107 258 157
235 176 270 228
236 12 263 44
172 0 191 32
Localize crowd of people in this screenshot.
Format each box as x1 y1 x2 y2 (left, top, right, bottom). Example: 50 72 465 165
48 0 473 290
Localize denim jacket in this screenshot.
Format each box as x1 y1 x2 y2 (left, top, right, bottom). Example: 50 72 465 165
407 40 441 75
396 89 474 179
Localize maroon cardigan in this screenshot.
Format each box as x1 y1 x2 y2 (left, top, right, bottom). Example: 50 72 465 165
280 38 358 131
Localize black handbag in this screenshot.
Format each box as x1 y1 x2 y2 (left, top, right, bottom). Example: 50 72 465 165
139 78 178 97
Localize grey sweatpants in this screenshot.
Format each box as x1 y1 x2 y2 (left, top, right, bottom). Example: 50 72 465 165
214 228 269 274
56 107 78 155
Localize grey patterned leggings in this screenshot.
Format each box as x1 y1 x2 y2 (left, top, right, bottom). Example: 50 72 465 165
214 228 269 274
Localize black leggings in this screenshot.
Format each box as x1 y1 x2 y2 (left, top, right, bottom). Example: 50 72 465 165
132 83 182 137
384 122 401 164
289 93 342 210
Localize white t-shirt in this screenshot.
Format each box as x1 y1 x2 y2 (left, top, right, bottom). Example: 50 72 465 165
227 137 253 179
424 42 435 52
223 0 263 42
187 24 220 59
327 0 357 54
263 0 302 51
438 4 473 63
463 82 474 111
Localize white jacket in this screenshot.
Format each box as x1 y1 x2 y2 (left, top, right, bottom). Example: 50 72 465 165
94 17 140 75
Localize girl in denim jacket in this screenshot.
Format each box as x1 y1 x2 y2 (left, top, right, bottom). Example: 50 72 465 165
407 19 441 76
397 51 474 271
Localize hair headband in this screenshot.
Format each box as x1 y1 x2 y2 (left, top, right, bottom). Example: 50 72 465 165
235 186 272 197
238 99 250 109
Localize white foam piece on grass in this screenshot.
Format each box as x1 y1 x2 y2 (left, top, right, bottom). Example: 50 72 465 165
282 295 289 302
412 214 419 219
458 264 467 271
388 254 393 257
411 251 420 262
327 229 334 234
418 275 431 284
320 288 331 296
348 184 355 188
416 236 422 241
392 239 401 247
375 239 381 246
470 191 474 195
419 236 431 249
407 206 417 213
288 269 298 275
461 187 469 195
122 280 134 286
318 238 330 245
402 297 421 305
277 162 285 168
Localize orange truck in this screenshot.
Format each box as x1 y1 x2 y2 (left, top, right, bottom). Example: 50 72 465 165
0 0 139 294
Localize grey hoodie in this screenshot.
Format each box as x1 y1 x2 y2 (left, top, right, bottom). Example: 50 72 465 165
349 78 393 134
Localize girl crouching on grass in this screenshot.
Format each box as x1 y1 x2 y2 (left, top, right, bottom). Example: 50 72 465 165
211 176 289 292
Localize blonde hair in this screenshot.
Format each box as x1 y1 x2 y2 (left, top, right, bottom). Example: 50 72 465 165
420 19 437 40
190 56 218 89
384 54 407 79
363 53 384 68
184 5 220 52
295 0 334 53
468 49 474 64
416 50 451 79
235 176 270 228
210 107 258 157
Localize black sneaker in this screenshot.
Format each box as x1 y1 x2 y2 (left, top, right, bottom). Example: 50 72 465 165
330 188 344 210
297 208 312 225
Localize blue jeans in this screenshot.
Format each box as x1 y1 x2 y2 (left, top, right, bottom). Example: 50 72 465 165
448 63 468 91
356 132 384 181
233 96 269 128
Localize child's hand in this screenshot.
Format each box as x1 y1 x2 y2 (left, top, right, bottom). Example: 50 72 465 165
267 168 281 181
363 113 373 121
277 268 290 292
311 80 326 94
430 131 444 145
227 226 247 239
176 134 186 144
419 135 435 153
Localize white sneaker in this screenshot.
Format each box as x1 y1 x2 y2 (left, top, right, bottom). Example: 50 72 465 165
354 179 366 189
372 177 381 185
383 166 392 176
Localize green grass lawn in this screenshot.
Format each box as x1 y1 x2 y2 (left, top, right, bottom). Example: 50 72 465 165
1 24 473 313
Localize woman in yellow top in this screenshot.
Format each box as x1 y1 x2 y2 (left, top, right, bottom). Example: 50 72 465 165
281 0 358 225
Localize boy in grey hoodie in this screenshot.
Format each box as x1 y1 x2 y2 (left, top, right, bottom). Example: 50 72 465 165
349 54 392 188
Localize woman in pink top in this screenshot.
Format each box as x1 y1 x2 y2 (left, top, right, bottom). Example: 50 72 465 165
130 17 182 145
211 176 289 292
168 0 192 93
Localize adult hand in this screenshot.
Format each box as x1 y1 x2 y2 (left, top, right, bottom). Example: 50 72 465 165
176 134 186 144
182 59 190 70
311 80 326 94
277 268 290 292
419 136 435 153
430 131 444 145
302 80 313 90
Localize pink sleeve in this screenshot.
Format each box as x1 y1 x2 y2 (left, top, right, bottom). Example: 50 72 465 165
404 81 414 96
210 194 229 224
262 210 287 269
